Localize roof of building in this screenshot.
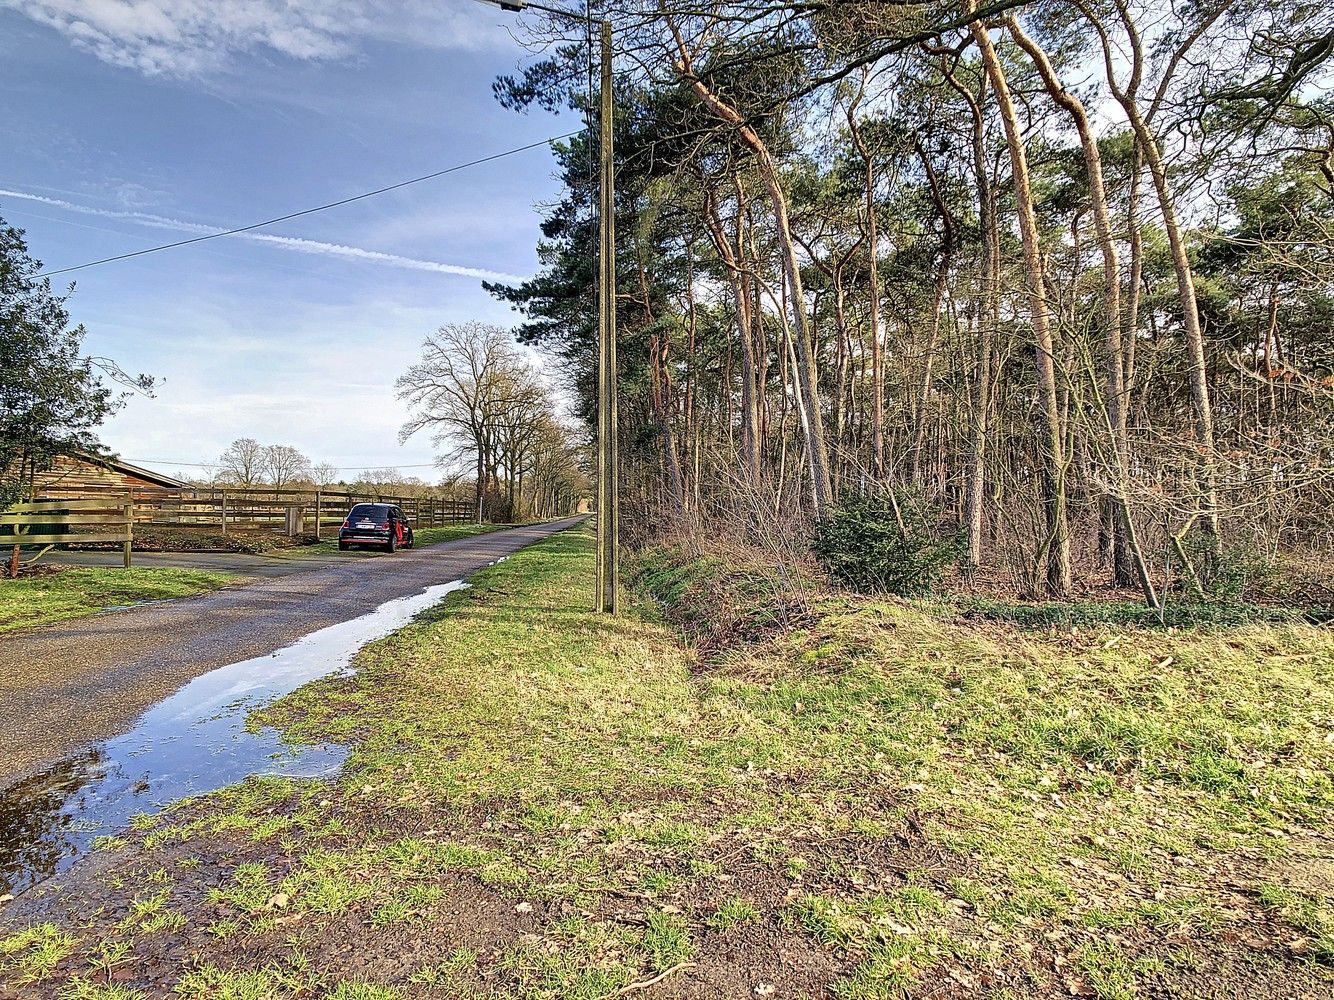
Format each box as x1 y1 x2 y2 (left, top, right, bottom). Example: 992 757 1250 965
67 450 191 489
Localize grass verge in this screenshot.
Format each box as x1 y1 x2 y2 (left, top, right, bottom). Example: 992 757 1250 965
2 527 1331 999
0 567 237 634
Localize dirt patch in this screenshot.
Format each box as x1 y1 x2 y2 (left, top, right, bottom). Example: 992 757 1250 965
651 921 840 999
68 526 320 554
4 755 1331 1000
0 796 547 998
1278 837 1334 896
0 564 69 581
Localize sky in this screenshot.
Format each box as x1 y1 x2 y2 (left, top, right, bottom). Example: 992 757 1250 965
0 0 574 482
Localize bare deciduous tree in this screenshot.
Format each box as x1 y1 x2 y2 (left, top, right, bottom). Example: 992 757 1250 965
260 444 312 489
397 321 585 522
216 438 264 487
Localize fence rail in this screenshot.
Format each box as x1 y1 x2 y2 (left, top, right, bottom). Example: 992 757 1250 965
2 496 134 570
17 486 475 539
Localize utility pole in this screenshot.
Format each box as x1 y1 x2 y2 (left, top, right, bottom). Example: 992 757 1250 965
486 0 618 613
595 18 618 614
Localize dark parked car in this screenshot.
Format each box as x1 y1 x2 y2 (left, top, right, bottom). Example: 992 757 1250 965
338 502 414 552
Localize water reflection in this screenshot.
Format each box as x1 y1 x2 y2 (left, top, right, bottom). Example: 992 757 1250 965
0 579 466 897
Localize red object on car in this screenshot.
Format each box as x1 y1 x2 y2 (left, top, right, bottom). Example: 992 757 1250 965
336 503 415 553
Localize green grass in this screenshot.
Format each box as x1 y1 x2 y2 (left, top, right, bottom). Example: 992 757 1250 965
1257 883 1334 963
6 526 1332 997
0 923 78 984
58 981 148 1000
260 531 1333 992
707 896 759 930
0 566 236 633
951 594 1307 629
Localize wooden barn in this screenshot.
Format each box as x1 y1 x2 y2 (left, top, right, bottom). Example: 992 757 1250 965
29 452 189 500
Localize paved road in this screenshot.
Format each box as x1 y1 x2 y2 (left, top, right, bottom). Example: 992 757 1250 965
0 517 586 788
41 548 354 578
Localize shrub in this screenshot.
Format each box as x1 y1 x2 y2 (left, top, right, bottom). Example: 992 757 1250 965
1174 533 1289 603
812 492 960 596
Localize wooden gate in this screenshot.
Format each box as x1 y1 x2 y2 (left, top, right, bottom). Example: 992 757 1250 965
1 496 135 575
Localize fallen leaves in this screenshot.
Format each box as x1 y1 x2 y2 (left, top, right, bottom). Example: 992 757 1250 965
1063 975 1097 996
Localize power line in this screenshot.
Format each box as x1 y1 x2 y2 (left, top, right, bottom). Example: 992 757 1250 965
2 206 330 277
126 458 443 472
31 132 580 279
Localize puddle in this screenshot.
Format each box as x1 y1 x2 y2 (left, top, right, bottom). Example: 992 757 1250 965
0 579 467 898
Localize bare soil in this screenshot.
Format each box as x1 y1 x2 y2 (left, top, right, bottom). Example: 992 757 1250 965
3 788 1329 999
68 525 320 554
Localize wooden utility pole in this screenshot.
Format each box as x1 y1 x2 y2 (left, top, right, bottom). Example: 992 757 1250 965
595 17 618 614
486 0 618 612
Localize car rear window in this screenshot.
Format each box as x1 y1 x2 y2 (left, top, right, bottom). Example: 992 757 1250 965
349 504 389 519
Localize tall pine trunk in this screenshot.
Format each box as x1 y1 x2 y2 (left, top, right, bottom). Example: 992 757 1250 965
971 15 1072 597
1009 19 1158 607
680 69 833 515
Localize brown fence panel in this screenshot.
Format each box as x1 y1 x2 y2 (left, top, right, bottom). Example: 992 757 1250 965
2 496 134 568
102 488 479 537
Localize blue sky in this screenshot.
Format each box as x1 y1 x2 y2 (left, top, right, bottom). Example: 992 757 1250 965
0 1 570 481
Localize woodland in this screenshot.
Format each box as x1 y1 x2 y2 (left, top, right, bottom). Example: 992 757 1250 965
490 0 1334 605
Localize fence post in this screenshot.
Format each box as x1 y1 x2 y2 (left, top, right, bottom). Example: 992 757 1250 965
221 491 228 536
123 496 134 569
8 516 21 578
314 491 322 540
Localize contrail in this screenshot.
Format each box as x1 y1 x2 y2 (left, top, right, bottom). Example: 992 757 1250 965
0 188 526 283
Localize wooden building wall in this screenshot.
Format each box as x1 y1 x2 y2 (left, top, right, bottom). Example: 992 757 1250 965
29 455 183 500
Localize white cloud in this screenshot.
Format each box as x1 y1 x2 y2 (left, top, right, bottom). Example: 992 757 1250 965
3 1 501 75
0 187 527 282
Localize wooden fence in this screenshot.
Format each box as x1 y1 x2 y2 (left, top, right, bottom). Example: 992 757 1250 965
2 496 134 571
24 487 474 539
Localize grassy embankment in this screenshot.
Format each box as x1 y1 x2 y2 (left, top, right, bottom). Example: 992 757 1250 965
2 526 1332 998
0 568 236 635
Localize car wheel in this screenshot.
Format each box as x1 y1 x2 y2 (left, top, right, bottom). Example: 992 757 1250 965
405 531 415 549
386 536 397 553
338 541 349 551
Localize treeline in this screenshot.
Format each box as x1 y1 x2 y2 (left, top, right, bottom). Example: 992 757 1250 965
209 321 591 524
396 321 590 523
209 438 438 498
494 0 1334 602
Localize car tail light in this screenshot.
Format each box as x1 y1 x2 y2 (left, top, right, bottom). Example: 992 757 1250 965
379 521 390 529
341 519 349 529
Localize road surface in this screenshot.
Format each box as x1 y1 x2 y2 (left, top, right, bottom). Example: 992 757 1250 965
0 517 586 788
39 548 355 578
